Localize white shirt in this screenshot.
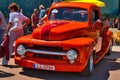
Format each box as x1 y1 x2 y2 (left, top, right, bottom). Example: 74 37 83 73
9 12 28 32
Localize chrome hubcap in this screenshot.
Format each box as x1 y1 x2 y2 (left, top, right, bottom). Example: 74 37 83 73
90 54 94 71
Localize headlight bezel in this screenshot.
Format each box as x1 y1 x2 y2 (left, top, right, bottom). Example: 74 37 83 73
17 44 26 56
66 49 78 60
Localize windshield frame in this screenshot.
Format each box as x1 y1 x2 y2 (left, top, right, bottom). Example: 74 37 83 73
48 7 88 22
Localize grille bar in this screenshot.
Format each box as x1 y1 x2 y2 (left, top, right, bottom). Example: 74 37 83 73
26 49 67 56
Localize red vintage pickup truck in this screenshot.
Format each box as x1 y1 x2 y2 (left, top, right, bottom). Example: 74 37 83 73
14 2 113 76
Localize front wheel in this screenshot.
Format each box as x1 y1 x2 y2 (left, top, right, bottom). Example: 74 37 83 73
81 52 94 76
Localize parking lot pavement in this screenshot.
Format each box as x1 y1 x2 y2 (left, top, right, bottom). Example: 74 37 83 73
103 46 120 80
104 46 120 62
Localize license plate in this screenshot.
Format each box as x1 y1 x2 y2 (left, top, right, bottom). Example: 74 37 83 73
33 64 55 70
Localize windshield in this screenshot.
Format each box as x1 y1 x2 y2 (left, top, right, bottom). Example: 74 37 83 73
49 8 88 22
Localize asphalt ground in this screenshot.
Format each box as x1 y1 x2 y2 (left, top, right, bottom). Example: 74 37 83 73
0 46 120 80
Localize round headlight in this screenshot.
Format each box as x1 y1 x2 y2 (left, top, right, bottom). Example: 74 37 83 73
17 45 26 55
66 49 77 60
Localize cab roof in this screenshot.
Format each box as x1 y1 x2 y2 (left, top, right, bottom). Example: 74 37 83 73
51 2 99 10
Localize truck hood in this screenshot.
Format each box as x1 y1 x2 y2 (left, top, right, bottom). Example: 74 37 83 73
32 21 89 40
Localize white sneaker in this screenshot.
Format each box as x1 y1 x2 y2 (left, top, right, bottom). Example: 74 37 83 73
0 62 3 66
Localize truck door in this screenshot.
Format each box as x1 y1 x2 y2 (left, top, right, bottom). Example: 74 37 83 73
91 9 103 53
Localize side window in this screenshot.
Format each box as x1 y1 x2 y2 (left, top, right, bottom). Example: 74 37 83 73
91 10 100 23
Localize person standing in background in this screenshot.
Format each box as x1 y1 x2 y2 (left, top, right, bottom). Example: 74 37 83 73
39 8 49 24
39 5 46 20
103 16 111 28
0 11 7 44
112 17 120 30
31 9 39 31
1 2 30 66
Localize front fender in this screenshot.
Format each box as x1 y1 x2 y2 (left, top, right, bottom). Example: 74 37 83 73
62 37 95 71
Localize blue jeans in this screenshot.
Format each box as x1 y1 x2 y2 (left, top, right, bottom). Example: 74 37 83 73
0 29 5 44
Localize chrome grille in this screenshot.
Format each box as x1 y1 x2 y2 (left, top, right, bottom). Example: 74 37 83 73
34 54 63 60
26 45 65 60
31 45 63 52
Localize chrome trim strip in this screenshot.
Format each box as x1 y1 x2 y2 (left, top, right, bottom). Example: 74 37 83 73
26 49 67 56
